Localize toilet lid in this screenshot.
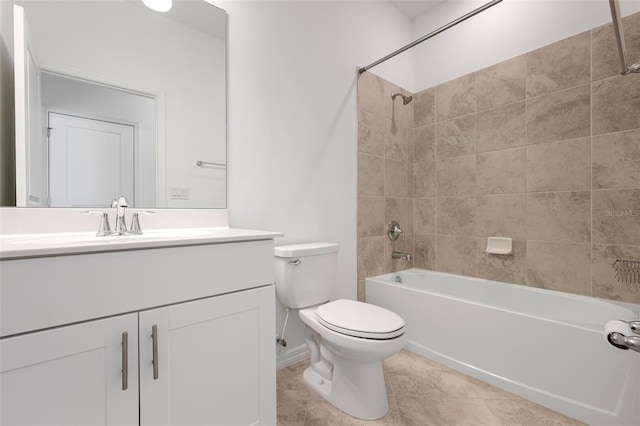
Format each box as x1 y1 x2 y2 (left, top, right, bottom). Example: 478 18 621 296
316 299 405 339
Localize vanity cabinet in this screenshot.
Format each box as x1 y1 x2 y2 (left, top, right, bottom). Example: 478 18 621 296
0 238 278 425
139 286 274 425
1 313 140 425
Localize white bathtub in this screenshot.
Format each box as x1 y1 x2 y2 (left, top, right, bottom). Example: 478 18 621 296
365 268 640 426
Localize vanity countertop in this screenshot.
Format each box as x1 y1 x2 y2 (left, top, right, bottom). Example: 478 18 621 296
0 227 283 260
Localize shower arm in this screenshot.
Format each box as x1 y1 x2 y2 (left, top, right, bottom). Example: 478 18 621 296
358 0 503 75
609 0 640 75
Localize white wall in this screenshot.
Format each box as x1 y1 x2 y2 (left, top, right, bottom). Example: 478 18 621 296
13 0 226 208
217 0 640 364
217 0 413 359
0 2 15 205
412 0 640 91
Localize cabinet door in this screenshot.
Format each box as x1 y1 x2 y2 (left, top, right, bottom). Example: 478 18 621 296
0 314 139 426
139 285 276 426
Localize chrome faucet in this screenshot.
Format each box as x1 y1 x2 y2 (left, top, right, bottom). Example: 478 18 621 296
392 251 411 262
85 196 154 236
112 196 129 235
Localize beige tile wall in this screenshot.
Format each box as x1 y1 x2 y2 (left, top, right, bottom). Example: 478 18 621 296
357 71 416 301
357 12 640 304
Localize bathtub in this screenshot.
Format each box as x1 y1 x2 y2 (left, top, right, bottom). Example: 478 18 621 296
365 268 640 426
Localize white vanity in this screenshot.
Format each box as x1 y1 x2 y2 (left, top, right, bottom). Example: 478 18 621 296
0 209 281 425
2 0 276 422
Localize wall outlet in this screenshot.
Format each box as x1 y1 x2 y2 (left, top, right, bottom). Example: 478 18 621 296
170 186 190 200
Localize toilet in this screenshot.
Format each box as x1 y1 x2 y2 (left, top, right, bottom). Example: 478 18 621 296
274 242 406 420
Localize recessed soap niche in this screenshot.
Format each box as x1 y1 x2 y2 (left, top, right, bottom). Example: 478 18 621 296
486 237 512 255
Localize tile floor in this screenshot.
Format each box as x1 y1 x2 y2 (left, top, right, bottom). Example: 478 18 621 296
277 350 585 426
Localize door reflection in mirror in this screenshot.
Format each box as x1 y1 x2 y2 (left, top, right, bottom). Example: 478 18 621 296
43 72 156 208
49 113 135 208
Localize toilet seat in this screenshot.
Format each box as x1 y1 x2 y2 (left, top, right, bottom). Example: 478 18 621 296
316 299 405 340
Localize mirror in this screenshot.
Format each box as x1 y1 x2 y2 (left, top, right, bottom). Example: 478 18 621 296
4 0 226 208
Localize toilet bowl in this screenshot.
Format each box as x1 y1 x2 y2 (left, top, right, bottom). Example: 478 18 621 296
299 300 406 420
274 242 406 420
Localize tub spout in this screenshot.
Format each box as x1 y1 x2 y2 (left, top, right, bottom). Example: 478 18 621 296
392 251 411 262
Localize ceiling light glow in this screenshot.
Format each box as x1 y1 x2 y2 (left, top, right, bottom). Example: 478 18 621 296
142 0 172 13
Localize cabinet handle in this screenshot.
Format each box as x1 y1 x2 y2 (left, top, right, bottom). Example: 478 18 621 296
121 331 128 390
151 325 159 380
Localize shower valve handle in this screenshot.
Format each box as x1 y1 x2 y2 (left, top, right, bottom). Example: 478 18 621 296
387 221 403 241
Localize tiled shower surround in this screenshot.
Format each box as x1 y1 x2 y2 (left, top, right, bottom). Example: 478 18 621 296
357 12 640 304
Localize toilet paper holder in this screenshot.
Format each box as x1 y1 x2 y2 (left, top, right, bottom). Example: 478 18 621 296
608 333 640 352
607 320 640 352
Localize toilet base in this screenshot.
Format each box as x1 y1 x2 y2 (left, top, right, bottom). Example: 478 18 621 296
303 358 389 420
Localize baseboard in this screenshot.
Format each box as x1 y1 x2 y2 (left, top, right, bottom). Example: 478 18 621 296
276 344 309 370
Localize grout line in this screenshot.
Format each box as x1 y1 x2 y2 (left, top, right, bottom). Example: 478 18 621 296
471 71 481 282
590 27 594 298
301 392 309 426
524 51 530 286
592 242 640 249
591 68 638 85
525 80 591 102
592 127 640 138
432 189 595 198
476 96 526 115
382 97 388 242
434 89 438 272
592 186 640 191
472 66 480 280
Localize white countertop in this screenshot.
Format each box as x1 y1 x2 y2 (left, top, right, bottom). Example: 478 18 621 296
0 227 283 260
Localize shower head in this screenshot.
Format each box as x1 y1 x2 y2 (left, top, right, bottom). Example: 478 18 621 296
391 92 413 105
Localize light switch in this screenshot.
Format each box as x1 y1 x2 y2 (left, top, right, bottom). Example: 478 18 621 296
170 187 190 200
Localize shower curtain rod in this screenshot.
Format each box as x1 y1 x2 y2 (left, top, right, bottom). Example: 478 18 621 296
609 0 640 74
358 0 503 75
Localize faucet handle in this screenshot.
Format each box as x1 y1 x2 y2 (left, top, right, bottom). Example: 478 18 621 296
129 210 155 235
112 196 129 208
111 196 129 212
83 210 112 236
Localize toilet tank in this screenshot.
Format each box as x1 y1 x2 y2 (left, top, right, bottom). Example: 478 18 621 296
274 242 339 309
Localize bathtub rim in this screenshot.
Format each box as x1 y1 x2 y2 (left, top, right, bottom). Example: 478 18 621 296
365 268 639 333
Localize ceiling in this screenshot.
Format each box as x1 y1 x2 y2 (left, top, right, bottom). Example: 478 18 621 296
389 0 447 19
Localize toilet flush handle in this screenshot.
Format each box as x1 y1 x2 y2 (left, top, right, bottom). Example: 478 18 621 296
288 259 301 266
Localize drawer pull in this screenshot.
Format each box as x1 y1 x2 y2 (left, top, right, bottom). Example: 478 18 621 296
151 325 159 380
121 332 128 390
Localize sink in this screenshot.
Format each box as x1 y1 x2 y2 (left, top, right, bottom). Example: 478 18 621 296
11 234 145 245
3 228 220 246
0 226 282 260
140 228 218 238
